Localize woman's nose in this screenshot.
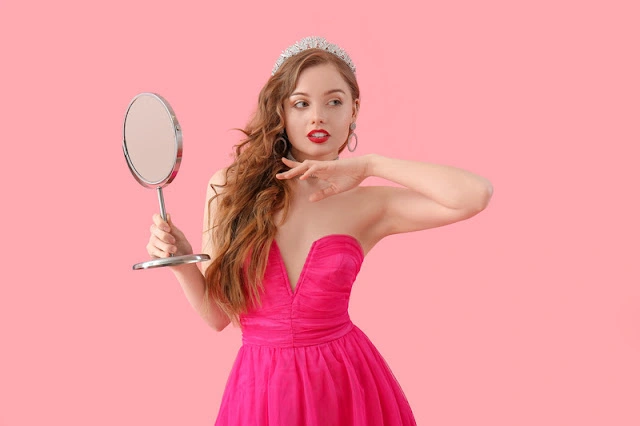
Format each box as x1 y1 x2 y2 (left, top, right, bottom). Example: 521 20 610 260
310 105 325 124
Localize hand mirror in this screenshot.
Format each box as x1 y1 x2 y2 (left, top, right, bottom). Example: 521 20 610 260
123 92 210 270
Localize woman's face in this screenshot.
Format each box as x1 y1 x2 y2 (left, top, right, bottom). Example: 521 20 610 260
283 63 358 162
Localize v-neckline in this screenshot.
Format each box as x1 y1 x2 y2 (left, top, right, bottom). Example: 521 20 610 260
271 234 364 296
271 237 319 296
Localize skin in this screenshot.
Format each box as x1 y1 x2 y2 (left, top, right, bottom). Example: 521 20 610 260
146 62 494 332
283 62 359 163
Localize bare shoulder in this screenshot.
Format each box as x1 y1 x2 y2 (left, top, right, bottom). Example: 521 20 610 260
200 167 230 269
208 167 230 193
344 185 390 252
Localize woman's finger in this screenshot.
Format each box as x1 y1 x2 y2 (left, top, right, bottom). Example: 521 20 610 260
153 224 176 244
147 244 167 259
281 157 299 166
310 185 338 202
152 213 171 232
147 240 168 258
276 168 302 179
148 235 177 256
277 159 317 180
300 165 320 180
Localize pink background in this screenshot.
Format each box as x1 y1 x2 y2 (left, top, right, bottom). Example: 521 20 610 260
1 0 639 425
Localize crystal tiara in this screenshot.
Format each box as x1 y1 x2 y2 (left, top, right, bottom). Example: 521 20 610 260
271 36 356 76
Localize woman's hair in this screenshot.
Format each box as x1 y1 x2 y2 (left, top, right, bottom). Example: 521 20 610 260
203 48 360 325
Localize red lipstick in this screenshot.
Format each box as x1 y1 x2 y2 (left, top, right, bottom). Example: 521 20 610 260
307 129 330 144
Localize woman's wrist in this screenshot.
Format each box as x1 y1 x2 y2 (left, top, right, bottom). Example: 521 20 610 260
364 153 383 178
170 261 202 278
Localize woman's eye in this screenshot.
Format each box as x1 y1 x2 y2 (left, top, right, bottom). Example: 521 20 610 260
293 100 341 108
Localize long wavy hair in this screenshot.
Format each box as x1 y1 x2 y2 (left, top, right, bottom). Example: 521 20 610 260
203 48 360 326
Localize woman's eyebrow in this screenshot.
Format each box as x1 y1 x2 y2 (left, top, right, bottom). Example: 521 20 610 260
290 89 346 97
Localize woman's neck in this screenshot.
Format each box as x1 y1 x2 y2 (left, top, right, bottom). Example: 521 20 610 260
286 151 339 162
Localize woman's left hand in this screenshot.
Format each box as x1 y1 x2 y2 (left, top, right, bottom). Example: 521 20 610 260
276 155 371 202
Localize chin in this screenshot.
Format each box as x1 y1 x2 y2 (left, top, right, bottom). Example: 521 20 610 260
292 142 341 160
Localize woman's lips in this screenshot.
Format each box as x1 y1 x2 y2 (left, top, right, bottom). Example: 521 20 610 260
307 129 330 144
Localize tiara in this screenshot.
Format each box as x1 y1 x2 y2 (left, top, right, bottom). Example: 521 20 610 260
271 36 356 76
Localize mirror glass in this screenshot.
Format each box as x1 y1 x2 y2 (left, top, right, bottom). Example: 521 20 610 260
123 93 181 187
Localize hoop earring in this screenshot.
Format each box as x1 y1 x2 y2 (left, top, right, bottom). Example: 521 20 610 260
273 132 289 157
347 122 358 152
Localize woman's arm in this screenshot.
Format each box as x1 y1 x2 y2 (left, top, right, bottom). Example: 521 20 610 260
170 262 230 332
366 154 493 211
192 168 232 331
149 168 231 332
278 153 492 235
363 154 493 236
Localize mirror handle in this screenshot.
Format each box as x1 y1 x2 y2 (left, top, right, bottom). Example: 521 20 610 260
157 187 173 257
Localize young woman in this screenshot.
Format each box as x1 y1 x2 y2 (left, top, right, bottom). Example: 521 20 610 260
147 36 493 425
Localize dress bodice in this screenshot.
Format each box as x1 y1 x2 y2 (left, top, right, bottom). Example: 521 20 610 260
240 234 364 348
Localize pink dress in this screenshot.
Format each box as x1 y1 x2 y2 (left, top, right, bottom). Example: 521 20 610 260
214 234 416 425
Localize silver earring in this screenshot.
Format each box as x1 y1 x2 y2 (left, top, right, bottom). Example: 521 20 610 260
273 132 288 157
347 122 358 152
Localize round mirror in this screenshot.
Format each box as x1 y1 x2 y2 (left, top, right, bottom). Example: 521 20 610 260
122 92 210 270
123 92 181 187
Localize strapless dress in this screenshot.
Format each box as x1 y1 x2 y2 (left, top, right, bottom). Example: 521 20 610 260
214 234 416 425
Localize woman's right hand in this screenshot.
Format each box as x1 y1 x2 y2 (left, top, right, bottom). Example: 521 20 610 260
147 213 194 259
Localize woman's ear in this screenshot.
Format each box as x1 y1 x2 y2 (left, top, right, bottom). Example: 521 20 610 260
352 99 360 121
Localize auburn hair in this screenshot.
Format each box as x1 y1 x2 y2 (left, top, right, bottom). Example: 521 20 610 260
203 48 360 325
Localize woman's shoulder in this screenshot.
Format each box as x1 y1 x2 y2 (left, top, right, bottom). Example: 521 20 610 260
207 167 231 194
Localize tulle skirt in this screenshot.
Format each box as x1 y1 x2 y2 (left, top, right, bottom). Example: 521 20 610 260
214 325 416 425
